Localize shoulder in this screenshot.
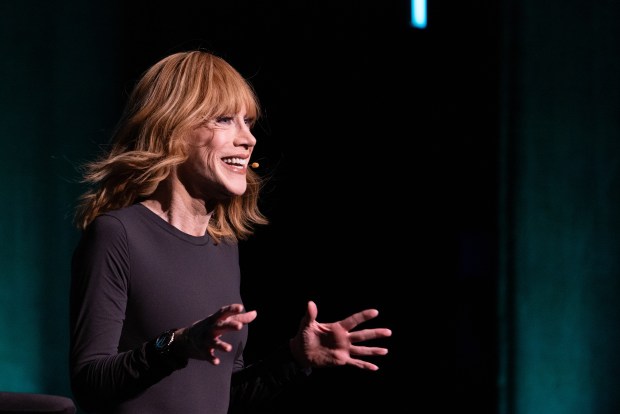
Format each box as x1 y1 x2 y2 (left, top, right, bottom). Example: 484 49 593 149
99 203 146 222
88 204 145 232
81 204 147 244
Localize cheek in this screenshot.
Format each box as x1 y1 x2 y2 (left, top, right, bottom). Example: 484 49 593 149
181 148 214 178
189 146 211 164
201 149 219 173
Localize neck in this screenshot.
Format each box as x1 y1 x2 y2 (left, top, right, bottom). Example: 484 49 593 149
142 181 214 237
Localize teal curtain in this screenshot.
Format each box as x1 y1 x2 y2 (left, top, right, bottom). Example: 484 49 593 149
499 1 620 413
0 1 119 398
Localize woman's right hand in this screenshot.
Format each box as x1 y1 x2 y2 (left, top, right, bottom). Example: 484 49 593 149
176 303 257 365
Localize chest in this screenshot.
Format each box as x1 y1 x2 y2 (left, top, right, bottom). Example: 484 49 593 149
124 235 242 333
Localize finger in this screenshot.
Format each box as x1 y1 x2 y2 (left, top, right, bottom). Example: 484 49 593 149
210 348 221 366
348 328 392 343
213 310 257 335
214 337 233 353
346 358 380 371
206 340 232 366
230 310 257 325
297 301 317 331
306 300 318 323
196 304 245 329
349 344 389 356
216 303 246 318
338 308 379 331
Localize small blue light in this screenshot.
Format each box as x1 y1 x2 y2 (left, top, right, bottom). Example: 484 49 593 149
411 0 427 29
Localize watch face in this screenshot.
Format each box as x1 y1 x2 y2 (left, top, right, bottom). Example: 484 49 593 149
155 331 174 351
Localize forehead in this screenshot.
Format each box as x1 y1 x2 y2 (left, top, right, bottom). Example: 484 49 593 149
212 73 259 117
214 99 257 118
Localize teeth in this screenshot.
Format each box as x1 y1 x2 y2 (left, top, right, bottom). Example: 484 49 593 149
222 157 248 167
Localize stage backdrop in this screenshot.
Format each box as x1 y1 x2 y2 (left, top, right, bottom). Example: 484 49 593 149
498 0 620 413
2 1 620 414
0 1 122 399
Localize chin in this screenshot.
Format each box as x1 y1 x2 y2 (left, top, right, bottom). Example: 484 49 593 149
226 184 248 197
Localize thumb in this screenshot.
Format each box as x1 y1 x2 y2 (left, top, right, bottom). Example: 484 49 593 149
305 300 318 323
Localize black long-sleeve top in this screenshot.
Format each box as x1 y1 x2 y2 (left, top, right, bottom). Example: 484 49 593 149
69 203 308 414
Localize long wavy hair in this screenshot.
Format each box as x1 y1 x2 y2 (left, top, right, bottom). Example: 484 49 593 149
74 50 268 242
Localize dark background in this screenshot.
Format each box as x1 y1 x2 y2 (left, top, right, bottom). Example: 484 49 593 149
4 1 620 413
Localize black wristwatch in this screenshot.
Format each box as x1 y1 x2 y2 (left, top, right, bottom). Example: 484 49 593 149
152 329 188 369
154 329 177 356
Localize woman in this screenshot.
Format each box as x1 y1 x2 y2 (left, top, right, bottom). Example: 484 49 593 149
69 50 391 414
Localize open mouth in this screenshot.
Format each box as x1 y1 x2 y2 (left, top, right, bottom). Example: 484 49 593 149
221 157 248 169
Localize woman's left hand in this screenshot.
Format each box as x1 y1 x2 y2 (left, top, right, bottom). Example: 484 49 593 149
289 300 392 371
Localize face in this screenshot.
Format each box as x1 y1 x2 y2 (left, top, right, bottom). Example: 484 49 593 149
178 107 257 200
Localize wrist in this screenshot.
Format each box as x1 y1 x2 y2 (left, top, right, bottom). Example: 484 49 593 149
150 328 189 370
289 337 311 370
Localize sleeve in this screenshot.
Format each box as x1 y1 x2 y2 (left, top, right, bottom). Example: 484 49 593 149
69 215 180 413
227 344 312 414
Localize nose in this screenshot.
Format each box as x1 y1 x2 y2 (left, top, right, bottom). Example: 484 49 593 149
236 124 257 149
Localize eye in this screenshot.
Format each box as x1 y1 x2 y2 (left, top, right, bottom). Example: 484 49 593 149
244 117 255 127
215 116 234 124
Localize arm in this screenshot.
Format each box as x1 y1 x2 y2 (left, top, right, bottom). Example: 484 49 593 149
69 216 173 412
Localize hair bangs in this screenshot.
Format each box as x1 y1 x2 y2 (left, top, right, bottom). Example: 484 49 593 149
203 58 260 122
